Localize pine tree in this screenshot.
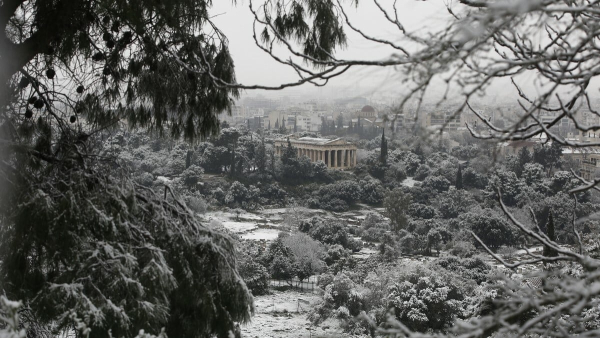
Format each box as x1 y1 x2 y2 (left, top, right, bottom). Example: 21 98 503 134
456 165 463 189
380 128 388 165
268 120 271 130
0 1 252 337
275 118 280 129
543 212 558 257
294 116 298 133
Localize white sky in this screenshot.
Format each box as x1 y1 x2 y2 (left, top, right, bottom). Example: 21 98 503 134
208 1 600 105
209 0 452 97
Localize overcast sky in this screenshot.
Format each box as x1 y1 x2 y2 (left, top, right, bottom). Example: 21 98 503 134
208 1 600 107
209 0 452 98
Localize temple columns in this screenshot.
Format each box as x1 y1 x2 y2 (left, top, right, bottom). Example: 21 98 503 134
332 150 337 168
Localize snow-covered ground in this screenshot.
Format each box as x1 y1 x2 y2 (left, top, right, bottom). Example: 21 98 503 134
222 221 257 233
402 177 417 187
203 205 387 249
353 246 378 260
241 229 280 241
241 290 355 338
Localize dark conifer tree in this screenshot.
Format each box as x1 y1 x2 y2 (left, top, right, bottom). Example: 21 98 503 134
282 138 297 165
543 212 558 257
186 150 193 168
380 128 388 165
256 133 267 175
456 165 463 189
269 148 276 176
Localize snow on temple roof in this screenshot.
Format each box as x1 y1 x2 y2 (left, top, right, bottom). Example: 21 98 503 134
294 137 339 145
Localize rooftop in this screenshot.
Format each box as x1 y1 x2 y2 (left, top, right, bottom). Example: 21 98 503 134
361 105 375 113
275 136 347 145
293 137 339 145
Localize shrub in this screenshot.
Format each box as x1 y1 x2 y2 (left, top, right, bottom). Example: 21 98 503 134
422 175 451 192
238 260 270 296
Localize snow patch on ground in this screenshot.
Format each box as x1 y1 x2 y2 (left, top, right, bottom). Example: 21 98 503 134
156 176 172 183
241 290 352 338
241 229 280 241
402 177 417 187
221 221 257 233
353 246 378 259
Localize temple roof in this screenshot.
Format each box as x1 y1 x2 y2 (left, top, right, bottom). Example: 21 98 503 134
294 137 340 145
275 136 351 146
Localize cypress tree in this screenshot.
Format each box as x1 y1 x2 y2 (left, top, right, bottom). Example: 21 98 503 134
456 165 463 189
270 149 276 176
279 118 287 134
185 150 193 168
282 138 297 165
275 118 279 129
380 128 388 165
543 212 558 257
294 116 297 133
256 133 267 175
268 120 271 130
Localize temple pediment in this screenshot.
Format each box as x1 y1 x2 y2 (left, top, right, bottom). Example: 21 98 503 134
273 136 357 169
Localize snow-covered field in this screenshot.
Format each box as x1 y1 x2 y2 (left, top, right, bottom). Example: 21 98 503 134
241 290 355 338
222 221 257 233
202 205 387 251
241 229 280 241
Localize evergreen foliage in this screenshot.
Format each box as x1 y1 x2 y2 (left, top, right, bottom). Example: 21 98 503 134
384 188 411 232
516 148 532 177
456 165 463 190
543 212 558 257
256 132 267 175
281 138 297 165
379 129 388 165
0 0 254 336
0 153 253 338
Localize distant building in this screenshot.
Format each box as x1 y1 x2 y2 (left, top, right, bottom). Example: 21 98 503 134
358 105 377 119
274 137 357 169
561 148 600 180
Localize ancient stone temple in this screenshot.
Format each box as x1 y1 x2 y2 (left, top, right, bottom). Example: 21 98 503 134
274 137 358 169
